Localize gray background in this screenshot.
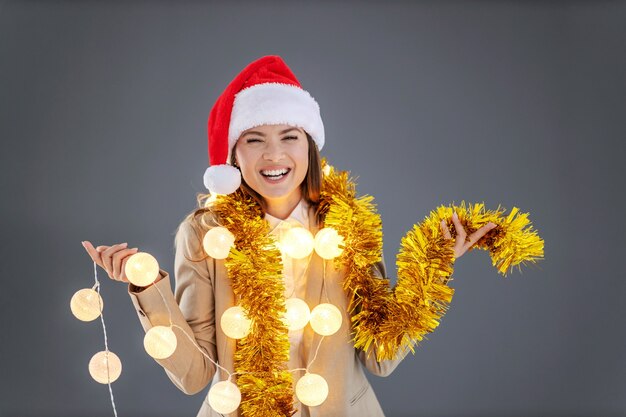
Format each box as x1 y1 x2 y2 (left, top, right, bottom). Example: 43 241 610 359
1 1 625 416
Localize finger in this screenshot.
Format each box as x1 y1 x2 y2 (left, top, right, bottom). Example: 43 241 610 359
451 212 466 238
101 243 128 275
450 212 466 252
120 256 131 283
112 247 138 281
82 241 105 269
464 222 496 250
440 220 452 240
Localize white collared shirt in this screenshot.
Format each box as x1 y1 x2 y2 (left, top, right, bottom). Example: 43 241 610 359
265 199 311 301
265 199 312 416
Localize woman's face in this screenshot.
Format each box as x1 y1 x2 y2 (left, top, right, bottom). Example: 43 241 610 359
234 124 309 206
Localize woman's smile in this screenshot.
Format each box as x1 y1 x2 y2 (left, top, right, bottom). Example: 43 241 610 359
259 166 292 182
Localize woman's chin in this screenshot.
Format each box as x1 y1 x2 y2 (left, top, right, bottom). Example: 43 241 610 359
258 186 296 200
254 181 301 202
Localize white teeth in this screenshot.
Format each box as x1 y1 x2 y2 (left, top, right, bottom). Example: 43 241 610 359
261 168 289 176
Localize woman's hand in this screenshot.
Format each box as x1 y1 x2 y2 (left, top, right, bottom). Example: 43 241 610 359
440 212 497 259
81 241 138 283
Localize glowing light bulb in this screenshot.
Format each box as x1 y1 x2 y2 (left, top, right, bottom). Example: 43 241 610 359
208 380 241 414
221 306 251 339
203 227 235 259
314 227 345 260
295 372 329 407
282 298 311 331
144 326 177 359
281 227 314 259
310 303 342 336
124 252 159 287
89 350 122 384
70 288 103 322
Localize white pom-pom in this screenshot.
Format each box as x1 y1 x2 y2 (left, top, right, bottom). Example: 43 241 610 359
203 165 241 195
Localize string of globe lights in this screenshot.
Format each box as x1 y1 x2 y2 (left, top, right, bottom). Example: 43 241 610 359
71 217 346 415
70 262 120 417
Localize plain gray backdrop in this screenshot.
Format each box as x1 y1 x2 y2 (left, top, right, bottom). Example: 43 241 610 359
1 1 625 416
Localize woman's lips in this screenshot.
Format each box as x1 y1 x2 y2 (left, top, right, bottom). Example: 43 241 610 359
260 168 291 183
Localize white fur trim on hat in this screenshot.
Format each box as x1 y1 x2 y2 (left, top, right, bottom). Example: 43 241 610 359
227 82 325 161
203 164 241 195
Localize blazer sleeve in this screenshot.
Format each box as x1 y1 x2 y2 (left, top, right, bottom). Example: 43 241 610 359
127 218 218 395
356 251 416 377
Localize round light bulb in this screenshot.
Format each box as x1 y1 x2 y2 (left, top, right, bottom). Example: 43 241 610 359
124 252 159 287
282 298 311 331
144 326 177 359
208 380 241 414
220 306 251 339
203 227 235 259
295 373 329 407
314 227 345 260
281 227 314 259
310 303 343 336
89 350 122 384
70 288 103 322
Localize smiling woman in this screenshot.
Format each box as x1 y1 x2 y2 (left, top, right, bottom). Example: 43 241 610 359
82 55 505 417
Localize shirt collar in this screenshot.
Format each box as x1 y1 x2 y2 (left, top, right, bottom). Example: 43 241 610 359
265 199 310 232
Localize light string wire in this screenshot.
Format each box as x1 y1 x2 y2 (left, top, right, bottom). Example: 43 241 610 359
287 252 324 376
152 281 234 380
149 233 332 388
85 221 336 413
302 258 331 373
93 261 119 417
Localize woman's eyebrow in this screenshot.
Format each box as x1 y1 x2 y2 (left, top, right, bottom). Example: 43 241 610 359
242 127 301 137
243 130 265 136
279 127 301 134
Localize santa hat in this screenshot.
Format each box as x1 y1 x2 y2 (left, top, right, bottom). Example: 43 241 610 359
203 55 325 195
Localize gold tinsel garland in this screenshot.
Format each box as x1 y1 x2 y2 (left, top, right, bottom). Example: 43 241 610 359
320 164 544 362
211 195 297 417
207 160 544 417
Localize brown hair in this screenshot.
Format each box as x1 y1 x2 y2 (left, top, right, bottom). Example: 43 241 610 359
182 131 323 242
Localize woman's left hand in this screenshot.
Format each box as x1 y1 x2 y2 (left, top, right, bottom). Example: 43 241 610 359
440 212 497 259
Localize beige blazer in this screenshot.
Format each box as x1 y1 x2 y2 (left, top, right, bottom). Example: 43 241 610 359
128 206 412 417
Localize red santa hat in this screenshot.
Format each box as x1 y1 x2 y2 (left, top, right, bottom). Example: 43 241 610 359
203 55 325 195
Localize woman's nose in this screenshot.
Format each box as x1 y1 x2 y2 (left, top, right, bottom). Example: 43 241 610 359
262 141 285 161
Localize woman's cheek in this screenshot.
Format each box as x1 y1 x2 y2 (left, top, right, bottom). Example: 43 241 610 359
244 167 259 186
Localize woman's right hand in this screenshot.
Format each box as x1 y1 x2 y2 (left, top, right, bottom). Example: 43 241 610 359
81 241 138 283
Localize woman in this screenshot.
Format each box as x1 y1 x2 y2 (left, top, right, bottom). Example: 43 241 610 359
82 55 496 417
